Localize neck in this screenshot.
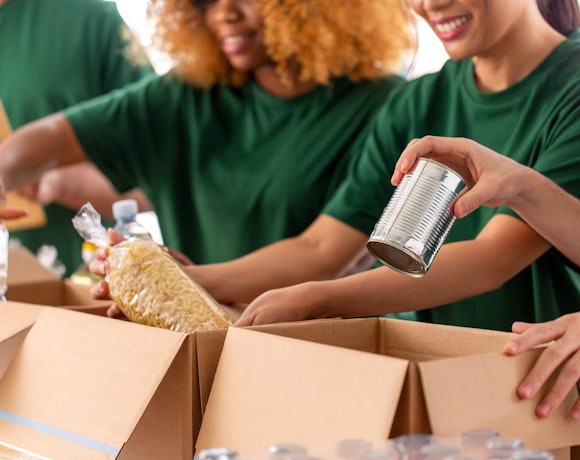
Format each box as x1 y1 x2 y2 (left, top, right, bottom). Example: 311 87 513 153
253 65 319 98
472 12 565 92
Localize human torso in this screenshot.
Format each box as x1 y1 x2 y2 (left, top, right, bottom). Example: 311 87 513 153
65 74 402 263
0 0 153 275
324 30 580 330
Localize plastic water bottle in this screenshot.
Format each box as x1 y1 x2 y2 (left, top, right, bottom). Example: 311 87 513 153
112 199 152 241
70 241 102 285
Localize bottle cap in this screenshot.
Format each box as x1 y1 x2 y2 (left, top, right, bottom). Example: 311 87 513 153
112 199 139 220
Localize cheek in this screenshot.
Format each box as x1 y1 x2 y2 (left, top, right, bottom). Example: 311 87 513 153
407 0 424 17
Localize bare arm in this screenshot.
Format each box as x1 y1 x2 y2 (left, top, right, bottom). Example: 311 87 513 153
27 162 152 219
0 113 88 190
394 137 580 421
236 213 550 325
393 136 580 265
185 214 369 304
506 171 580 266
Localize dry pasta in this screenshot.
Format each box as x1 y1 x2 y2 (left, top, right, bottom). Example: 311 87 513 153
107 239 232 332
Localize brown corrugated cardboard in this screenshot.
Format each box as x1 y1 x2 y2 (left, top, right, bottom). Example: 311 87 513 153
0 302 43 379
0 306 194 459
197 327 408 453
195 318 580 457
6 247 109 308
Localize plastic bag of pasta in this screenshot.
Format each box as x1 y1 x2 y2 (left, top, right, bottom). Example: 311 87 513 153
72 202 232 333
106 239 232 332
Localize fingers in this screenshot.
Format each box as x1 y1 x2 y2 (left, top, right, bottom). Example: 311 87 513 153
233 305 256 327
505 316 580 419
107 228 124 245
90 279 110 300
505 320 565 356
106 304 126 319
524 349 580 419
233 315 252 327
166 246 194 266
571 397 580 420
0 206 28 220
391 136 474 187
88 258 108 278
391 138 424 186
511 320 536 335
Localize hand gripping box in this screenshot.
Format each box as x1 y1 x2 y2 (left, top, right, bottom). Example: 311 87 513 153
0 302 195 459
193 317 580 459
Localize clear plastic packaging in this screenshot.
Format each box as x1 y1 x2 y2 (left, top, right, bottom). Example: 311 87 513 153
197 448 238 460
72 202 232 333
70 241 103 286
268 444 308 460
112 198 152 241
460 429 499 458
107 238 232 332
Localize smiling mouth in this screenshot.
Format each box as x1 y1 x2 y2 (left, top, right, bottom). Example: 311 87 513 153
221 35 251 54
434 15 470 34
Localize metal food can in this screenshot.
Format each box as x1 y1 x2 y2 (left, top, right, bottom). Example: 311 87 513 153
366 158 467 277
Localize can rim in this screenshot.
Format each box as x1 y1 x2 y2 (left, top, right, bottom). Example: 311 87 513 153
366 239 426 278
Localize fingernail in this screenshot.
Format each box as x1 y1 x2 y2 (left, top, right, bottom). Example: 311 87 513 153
505 341 518 353
571 409 580 420
520 383 533 398
457 202 469 218
537 402 552 417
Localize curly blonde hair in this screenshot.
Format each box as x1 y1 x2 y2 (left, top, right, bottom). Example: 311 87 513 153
148 0 415 87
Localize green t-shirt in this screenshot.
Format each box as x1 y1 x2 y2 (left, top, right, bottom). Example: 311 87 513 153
0 0 153 275
324 30 580 331
64 73 403 263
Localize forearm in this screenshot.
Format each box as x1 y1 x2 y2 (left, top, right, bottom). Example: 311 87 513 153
190 238 355 304
313 216 552 318
0 113 87 190
188 215 369 304
39 162 152 217
509 168 580 266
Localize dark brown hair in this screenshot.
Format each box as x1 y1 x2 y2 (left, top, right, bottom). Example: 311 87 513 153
537 0 580 34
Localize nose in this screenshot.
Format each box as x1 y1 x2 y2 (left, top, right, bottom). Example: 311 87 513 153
213 0 242 22
421 0 454 10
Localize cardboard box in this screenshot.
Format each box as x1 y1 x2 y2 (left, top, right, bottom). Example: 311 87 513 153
0 302 195 459
194 318 580 457
6 247 110 309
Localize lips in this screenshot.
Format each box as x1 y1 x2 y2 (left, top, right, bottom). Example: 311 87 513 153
432 14 470 39
221 34 252 55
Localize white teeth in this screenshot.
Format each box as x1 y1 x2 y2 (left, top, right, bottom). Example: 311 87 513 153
223 36 244 45
435 16 468 34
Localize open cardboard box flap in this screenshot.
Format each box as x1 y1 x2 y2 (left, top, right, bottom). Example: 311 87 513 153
0 302 43 380
197 327 408 454
419 351 580 451
195 317 580 456
7 247 110 308
0 307 194 459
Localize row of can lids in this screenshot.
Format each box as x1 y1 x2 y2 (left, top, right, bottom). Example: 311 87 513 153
195 429 555 460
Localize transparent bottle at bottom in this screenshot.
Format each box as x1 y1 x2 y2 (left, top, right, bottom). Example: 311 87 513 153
112 198 152 241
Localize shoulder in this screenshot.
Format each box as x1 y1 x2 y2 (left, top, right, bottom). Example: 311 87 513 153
46 0 121 16
64 0 122 15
